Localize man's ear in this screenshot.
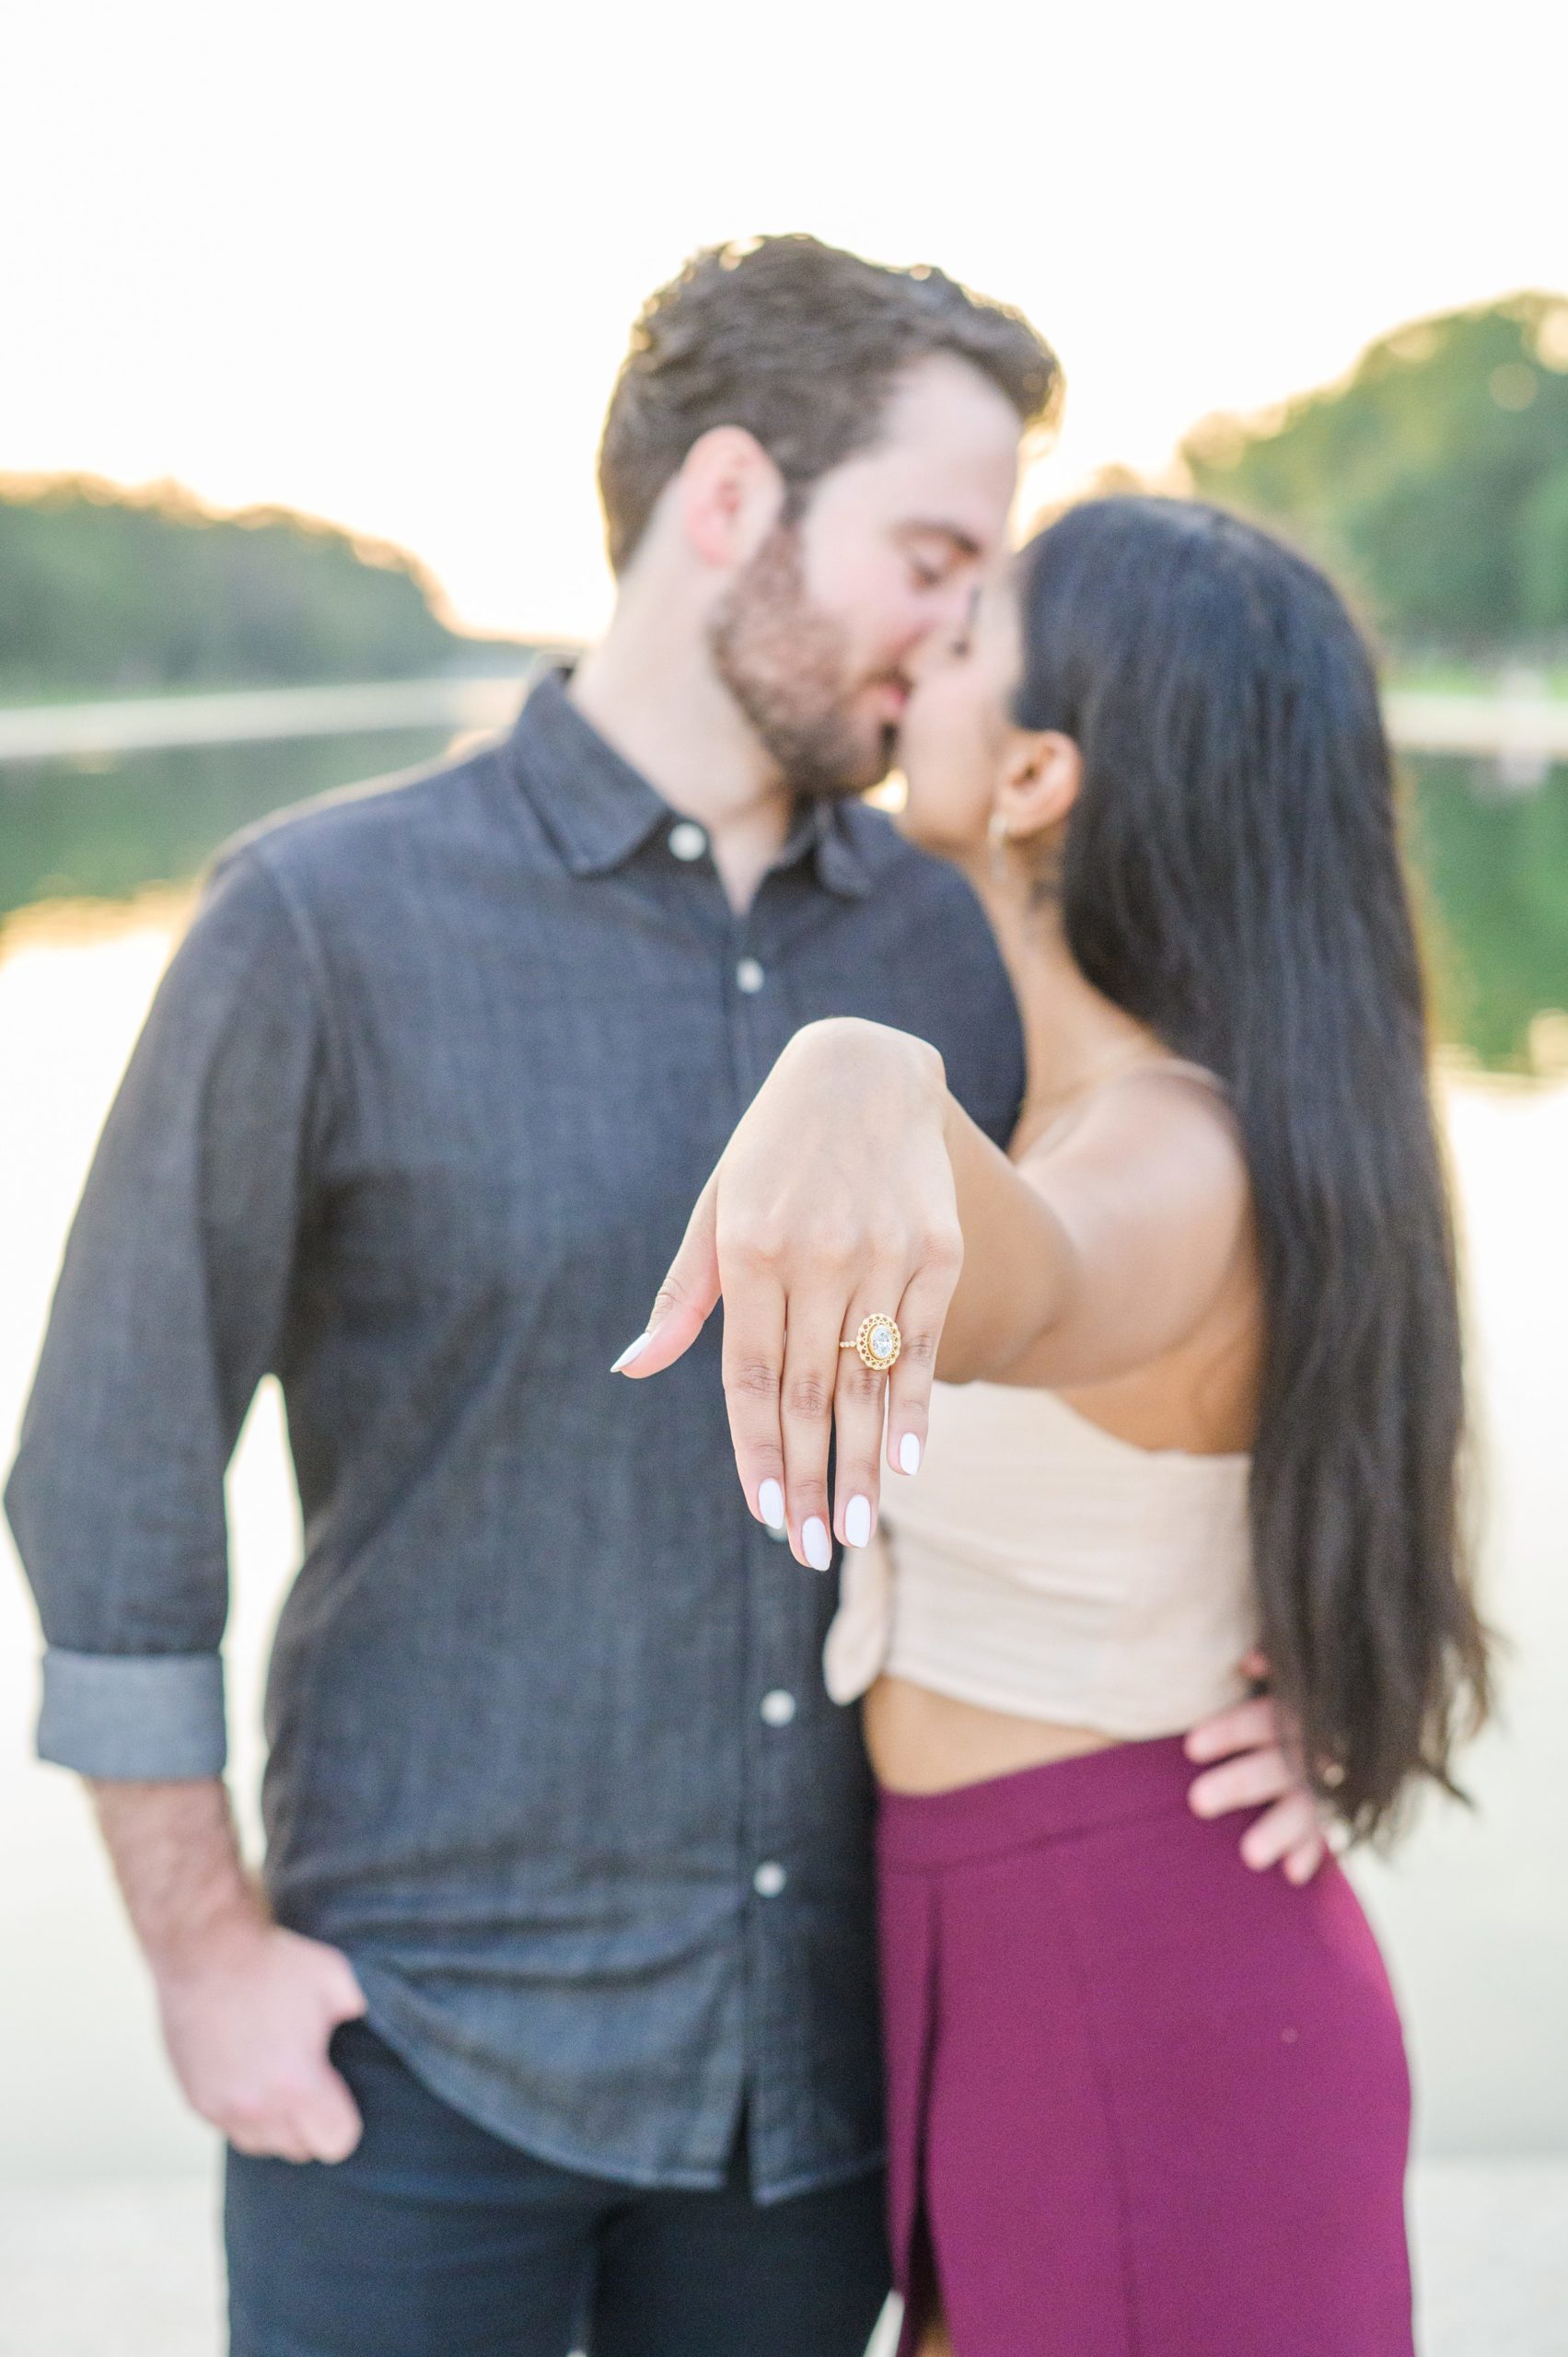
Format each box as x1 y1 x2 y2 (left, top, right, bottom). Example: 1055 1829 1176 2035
677 427 786 569
996 729 1082 842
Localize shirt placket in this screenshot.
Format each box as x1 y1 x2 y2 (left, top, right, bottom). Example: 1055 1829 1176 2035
563 782 875 2199
720 870 837 2194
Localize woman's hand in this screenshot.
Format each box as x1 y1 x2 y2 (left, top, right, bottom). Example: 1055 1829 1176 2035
613 1018 965 1570
1184 1655 1332 1883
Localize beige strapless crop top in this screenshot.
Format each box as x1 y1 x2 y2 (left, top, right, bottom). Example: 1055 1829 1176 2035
824 1381 1257 1737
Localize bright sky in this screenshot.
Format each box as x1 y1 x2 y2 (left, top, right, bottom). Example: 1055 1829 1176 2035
6 0 1566 642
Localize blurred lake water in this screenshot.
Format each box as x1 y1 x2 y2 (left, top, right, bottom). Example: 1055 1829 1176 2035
4 726 1567 1070
0 724 459 919
1 723 1565 2177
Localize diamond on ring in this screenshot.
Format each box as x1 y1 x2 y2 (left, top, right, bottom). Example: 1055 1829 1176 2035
843 1313 901 1373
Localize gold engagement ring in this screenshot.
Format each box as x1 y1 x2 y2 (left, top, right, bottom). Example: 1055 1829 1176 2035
840 1314 902 1373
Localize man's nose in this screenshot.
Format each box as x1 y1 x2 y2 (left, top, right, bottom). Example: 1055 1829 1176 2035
928 568 981 641
906 627 963 685
900 584 972 668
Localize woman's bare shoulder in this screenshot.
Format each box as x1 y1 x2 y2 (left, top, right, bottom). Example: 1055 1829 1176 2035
993 1064 1254 1390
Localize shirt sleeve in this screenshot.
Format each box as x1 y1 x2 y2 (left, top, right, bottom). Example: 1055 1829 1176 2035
4 844 332 1779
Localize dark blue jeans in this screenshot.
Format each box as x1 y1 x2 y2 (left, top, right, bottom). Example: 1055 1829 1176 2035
225 2023 889 2357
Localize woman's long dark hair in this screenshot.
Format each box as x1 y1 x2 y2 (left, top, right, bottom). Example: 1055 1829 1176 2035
1014 496 1490 1838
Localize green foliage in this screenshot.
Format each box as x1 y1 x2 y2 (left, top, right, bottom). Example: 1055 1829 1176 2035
0 476 513 697
1183 294 1568 650
1408 757 1568 1069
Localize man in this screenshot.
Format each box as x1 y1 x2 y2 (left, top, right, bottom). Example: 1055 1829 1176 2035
7 237 1313 2356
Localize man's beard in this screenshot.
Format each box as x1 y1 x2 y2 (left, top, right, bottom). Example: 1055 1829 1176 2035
707 522 901 799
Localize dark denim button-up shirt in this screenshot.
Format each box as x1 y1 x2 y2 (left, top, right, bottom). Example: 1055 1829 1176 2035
6 669 1024 2200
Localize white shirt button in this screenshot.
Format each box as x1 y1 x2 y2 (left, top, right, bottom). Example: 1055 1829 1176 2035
752 1860 788 1898
668 821 707 862
760 1689 797 1727
736 957 766 994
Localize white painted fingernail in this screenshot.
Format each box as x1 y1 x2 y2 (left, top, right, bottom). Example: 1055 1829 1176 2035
899 1433 922 1476
611 1331 652 1373
803 1516 832 1572
844 1495 872 1550
758 1480 785 1531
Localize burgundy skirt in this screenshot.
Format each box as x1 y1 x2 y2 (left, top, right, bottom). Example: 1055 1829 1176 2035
877 1736 1413 2357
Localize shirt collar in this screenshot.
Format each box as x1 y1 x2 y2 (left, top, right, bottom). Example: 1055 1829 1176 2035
503 666 671 878
789 796 877 900
504 666 877 901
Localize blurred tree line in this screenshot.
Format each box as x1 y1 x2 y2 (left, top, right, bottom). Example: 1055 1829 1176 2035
1183 292 1568 656
1179 290 1568 1074
0 476 525 698
10 294 1564 702
4 317 1566 1067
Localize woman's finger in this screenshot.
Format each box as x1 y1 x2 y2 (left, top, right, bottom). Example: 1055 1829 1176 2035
1187 1744 1294 1821
778 1283 859 1569
1284 1834 1328 1884
613 1175 721 1379
830 1286 905 1550
1239 1789 1322 1871
882 1229 963 1480
1182 1693 1280 1766
717 1258 791 1531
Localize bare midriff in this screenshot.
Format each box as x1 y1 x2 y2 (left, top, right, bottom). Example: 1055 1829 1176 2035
864 1673 1118 1795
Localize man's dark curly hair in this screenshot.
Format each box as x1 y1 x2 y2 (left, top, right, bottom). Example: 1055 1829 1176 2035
598 234 1061 573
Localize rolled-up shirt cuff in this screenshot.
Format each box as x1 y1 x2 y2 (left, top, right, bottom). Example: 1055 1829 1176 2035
37 1648 227 1779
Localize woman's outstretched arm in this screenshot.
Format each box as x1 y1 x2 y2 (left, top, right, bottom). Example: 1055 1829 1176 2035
616 1016 1249 1573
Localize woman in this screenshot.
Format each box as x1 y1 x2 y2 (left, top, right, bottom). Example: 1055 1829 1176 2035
620 497 1492 2354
